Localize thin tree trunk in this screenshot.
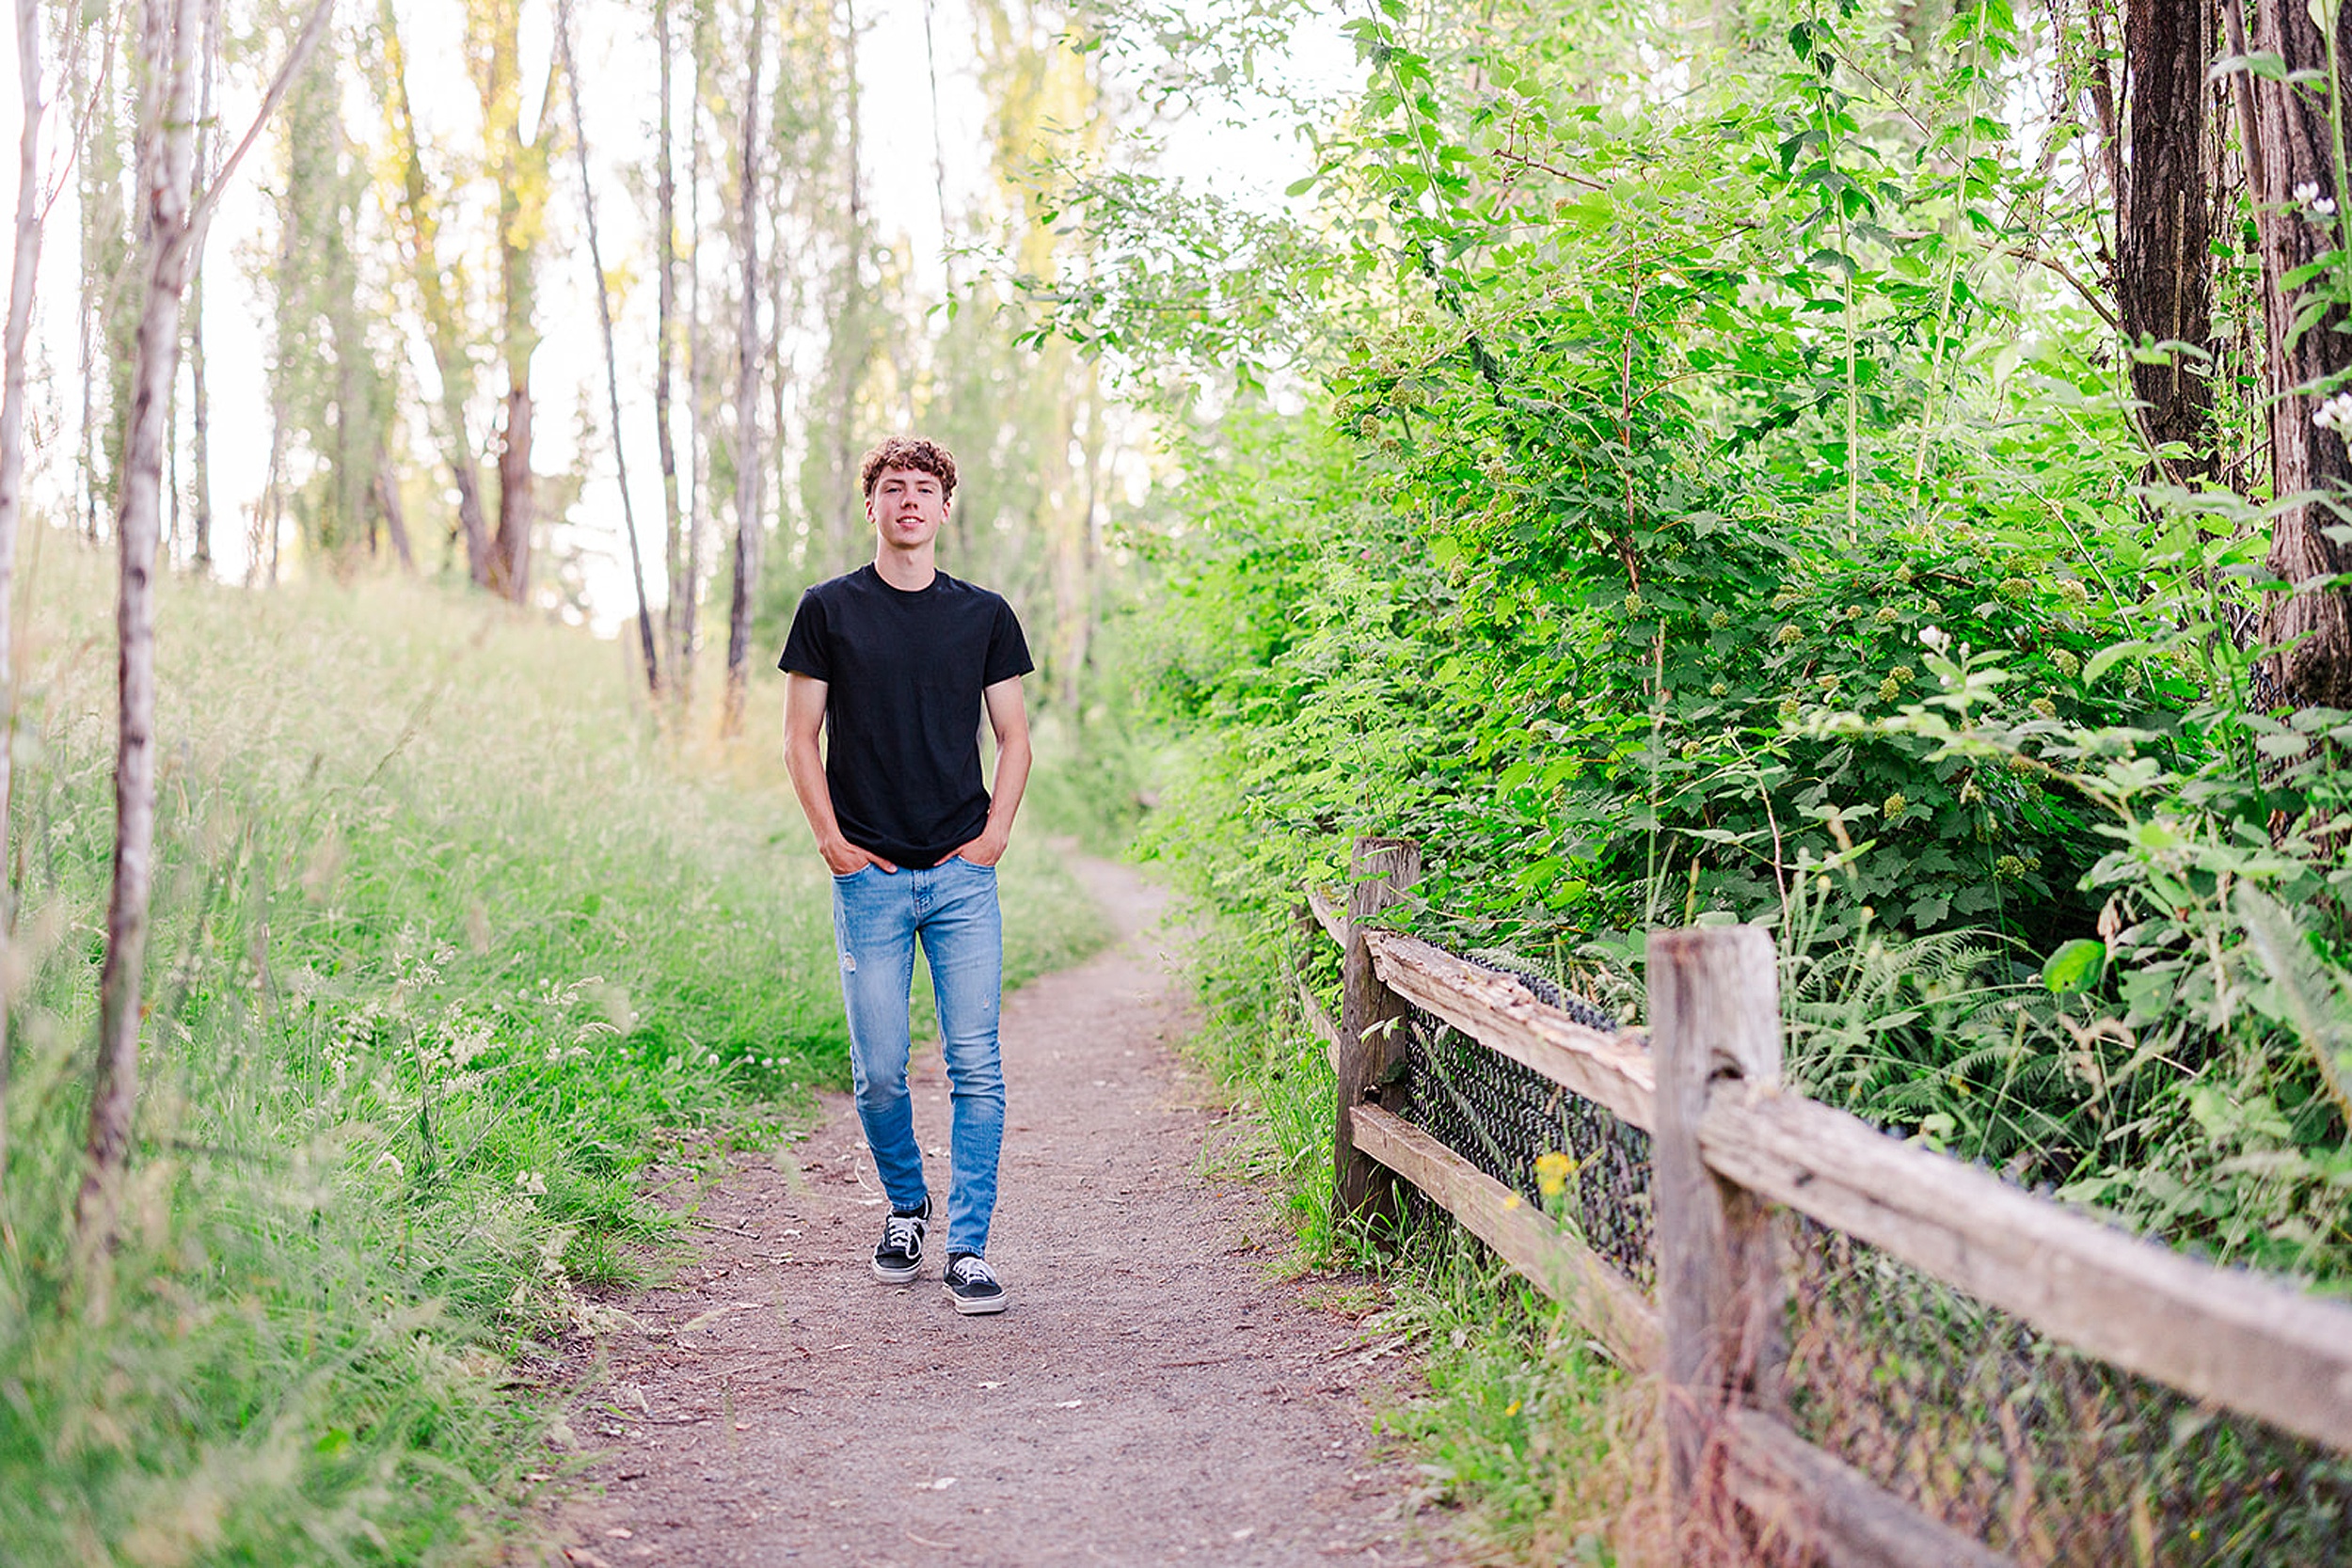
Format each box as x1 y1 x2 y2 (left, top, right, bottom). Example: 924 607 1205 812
77 0 204 1287
2118 0 2214 481
379 0 492 588
558 0 659 694
0 0 47 1201
655 0 685 695
2248 0 2352 707
830 0 864 572
920 0 953 290
374 450 414 570
187 0 217 571
78 0 328 1278
721 0 767 739
680 2 709 705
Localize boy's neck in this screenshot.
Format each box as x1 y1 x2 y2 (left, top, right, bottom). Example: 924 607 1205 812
873 546 937 592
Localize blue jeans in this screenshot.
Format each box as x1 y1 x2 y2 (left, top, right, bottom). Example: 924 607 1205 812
831 856 1005 1258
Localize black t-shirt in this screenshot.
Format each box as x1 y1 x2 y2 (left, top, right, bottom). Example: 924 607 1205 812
778 564 1034 868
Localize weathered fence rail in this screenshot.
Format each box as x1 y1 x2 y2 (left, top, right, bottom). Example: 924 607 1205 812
1304 839 2352 1566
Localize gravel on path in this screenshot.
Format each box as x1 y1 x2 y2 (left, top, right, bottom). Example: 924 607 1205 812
547 856 1454 1568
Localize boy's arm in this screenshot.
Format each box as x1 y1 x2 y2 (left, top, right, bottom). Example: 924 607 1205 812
783 673 898 874
952 675 1031 867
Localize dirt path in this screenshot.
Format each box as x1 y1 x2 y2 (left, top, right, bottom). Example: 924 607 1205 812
549 857 1453 1568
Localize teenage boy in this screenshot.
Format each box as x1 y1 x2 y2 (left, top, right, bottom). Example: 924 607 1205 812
778 436 1034 1316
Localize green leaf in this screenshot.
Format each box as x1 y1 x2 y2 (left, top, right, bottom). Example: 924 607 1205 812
2042 939 2106 994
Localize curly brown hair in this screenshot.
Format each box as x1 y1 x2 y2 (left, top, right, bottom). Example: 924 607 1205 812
859 436 958 502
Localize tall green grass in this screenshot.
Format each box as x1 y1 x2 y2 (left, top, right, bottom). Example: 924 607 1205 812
0 540 1104 1563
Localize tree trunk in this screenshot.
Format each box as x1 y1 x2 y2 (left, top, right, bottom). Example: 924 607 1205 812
374 449 415 571
2119 0 2214 480
77 0 204 1286
680 3 709 705
79 0 329 1278
495 386 532 599
558 0 660 695
655 0 685 699
721 0 767 740
0 0 46 1198
830 0 865 574
2248 0 2352 707
379 0 493 588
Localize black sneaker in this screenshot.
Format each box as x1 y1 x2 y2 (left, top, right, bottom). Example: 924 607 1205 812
944 1252 1007 1315
871 1198 930 1283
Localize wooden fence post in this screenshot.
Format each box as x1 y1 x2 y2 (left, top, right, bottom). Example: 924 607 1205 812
1649 924 1786 1549
1334 835 1420 1228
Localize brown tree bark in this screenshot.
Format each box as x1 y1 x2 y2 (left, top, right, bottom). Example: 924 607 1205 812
720 0 768 739
77 0 329 1282
2247 0 2352 706
2119 0 2214 478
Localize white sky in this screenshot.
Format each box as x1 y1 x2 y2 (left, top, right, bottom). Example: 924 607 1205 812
0 0 1353 633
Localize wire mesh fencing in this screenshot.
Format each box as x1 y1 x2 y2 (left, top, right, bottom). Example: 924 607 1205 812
1387 954 1655 1289
1338 940 2352 1566
1785 1225 2352 1567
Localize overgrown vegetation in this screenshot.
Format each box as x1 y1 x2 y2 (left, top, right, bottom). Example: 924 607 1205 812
0 543 1101 1561
1019 0 2352 1551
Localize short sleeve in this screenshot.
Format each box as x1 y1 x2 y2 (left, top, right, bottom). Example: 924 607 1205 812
778 589 832 679
983 596 1034 686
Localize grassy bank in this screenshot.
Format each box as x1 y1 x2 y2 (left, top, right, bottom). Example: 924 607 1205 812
0 541 1104 1563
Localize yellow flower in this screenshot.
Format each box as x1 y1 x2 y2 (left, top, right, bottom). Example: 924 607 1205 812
1708 680 1728 697
1878 676 1901 704
1502 1192 1522 1211
2030 696 2058 720
1883 792 1907 820
1890 665 1915 684
1874 606 1900 625
1774 624 1803 646
1709 610 1731 629
1534 1150 1575 1199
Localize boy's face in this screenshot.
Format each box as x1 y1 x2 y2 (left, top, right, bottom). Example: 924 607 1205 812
866 466 948 553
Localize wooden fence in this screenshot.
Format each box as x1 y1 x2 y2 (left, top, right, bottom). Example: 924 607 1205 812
1304 838 2352 1567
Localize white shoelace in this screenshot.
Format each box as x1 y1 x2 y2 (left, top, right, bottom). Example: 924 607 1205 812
947 1255 998 1289
882 1211 924 1255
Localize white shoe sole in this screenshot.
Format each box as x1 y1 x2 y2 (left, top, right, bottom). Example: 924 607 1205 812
871 1258 922 1284
946 1284 1009 1315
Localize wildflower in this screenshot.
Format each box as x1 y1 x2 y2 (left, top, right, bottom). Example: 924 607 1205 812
1879 676 1901 703
2314 390 2352 433
1923 598 1943 615
1920 626 1952 654
2030 696 2058 720
2297 181 2322 204
1772 588 1804 610
2057 579 2090 606
2051 648 2081 676
1708 680 1729 696
2321 198 2339 216
1624 591 1644 615
1891 665 1915 684
1680 739 1707 759
1883 791 1907 820
1484 456 1510 484
1995 854 2028 881
1774 624 1804 646
1778 695 1803 721
1358 413 1380 439
1709 610 1731 629
1999 577 2032 598
1534 1150 1576 1199
1874 606 1900 625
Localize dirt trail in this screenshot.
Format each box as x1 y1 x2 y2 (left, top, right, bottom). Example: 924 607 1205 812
551 857 1452 1568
